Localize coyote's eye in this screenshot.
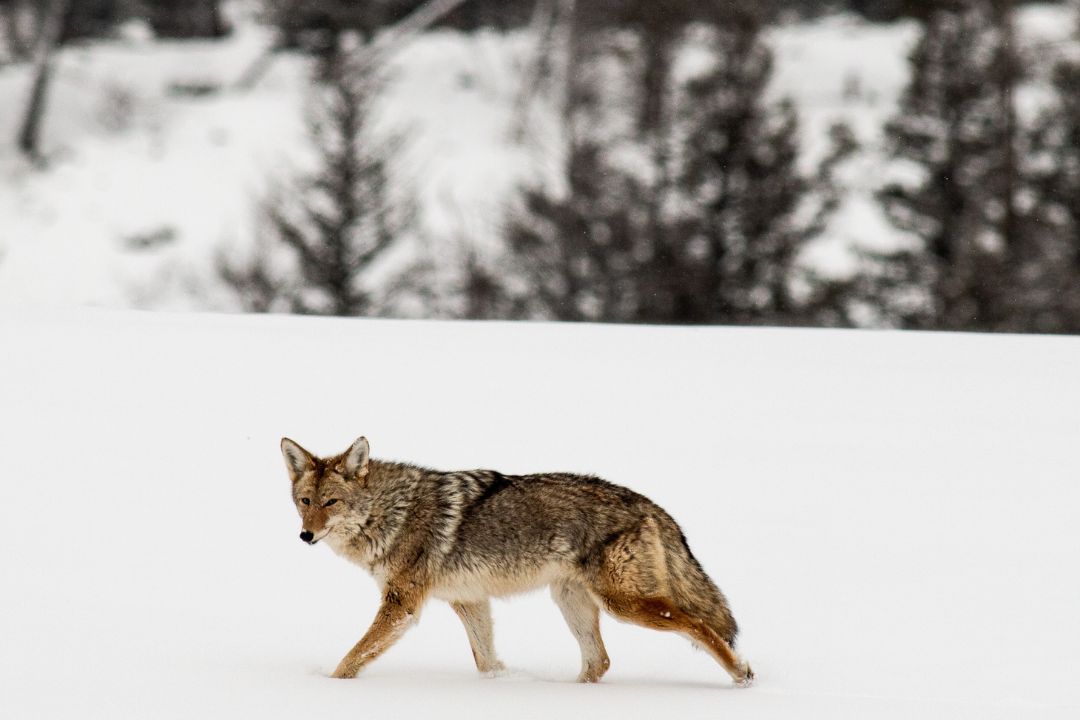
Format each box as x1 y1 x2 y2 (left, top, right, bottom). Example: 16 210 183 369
324 499 338 507
301 498 310 505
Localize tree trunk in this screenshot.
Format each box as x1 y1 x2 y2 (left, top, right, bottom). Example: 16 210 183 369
510 0 573 142
17 0 69 163
233 37 284 91
3 1 35 61
994 0 1020 330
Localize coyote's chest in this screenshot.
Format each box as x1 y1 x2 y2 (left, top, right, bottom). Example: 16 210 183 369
325 531 387 579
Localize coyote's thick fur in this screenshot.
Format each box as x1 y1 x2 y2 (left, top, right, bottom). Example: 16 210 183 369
281 436 753 686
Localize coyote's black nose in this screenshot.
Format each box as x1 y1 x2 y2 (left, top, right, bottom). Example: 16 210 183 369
299 531 314 543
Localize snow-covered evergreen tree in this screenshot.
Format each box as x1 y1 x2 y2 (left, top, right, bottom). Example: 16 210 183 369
666 29 834 325
221 50 407 316
872 0 1031 331
1025 48 1080 332
507 6 843 325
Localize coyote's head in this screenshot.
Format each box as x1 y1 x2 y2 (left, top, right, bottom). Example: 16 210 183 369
280 436 371 545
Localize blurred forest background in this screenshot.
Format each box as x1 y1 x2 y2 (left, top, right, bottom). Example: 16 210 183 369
2 0 1080 333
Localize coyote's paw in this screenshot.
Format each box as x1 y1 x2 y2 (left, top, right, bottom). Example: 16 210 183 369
330 664 359 679
577 656 611 684
734 664 754 689
480 661 507 678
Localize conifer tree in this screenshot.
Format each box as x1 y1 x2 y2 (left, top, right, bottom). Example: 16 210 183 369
1025 51 1080 332
665 28 835 325
507 5 841 325
220 50 407 316
873 0 1029 330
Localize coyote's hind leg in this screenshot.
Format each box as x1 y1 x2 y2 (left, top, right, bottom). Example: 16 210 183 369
589 519 753 687
596 592 753 687
551 580 610 683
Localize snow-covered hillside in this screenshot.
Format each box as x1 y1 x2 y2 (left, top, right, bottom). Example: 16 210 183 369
1 4 1073 312
0 9 540 311
2 310 1078 718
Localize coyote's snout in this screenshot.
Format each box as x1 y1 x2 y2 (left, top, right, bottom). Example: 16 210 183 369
280 435 753 687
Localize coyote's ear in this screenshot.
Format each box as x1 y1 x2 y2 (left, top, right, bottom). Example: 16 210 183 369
280 437 315 482
344 436 370 478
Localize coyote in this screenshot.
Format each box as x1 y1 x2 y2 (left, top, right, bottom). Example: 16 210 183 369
280 436 753 686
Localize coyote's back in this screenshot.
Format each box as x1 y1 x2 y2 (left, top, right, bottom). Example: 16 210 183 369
280 435 753 686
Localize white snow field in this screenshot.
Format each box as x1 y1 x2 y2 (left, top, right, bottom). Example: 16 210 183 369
1 310 1078 718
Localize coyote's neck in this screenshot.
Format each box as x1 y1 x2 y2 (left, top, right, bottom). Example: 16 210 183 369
326 461 415 575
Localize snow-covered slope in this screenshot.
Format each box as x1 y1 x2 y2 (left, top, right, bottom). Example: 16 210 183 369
0 17 538 311
2 5 1073 313
2 310 1078 718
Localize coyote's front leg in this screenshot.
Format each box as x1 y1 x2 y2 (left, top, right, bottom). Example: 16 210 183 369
332 586 424 679
452 600 505 674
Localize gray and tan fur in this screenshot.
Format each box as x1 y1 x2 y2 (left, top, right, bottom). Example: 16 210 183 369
281 435 753 686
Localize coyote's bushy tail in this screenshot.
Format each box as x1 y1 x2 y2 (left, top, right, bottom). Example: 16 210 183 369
656 512 739 648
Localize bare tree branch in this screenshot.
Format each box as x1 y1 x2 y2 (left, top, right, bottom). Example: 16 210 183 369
233 35 284 91
356 0 471 68
17 0 69 163
510 0 575 143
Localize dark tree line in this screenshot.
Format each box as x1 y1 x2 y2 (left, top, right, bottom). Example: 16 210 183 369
210 0 1080 333
0 0 229 46
5 0 1077 331
225 1 853 325
254 0 1069 41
